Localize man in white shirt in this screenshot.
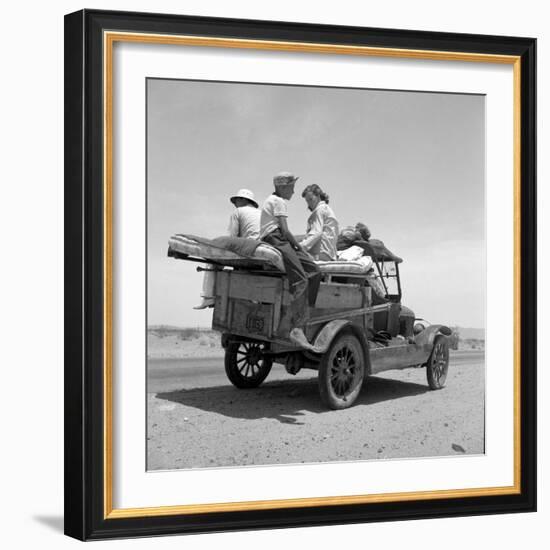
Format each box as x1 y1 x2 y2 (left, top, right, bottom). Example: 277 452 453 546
260 172 321 348
194 189 260 309
227 189 261 239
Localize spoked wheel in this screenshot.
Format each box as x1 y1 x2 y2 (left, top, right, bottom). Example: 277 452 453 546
224 341 273 389
426 335 449 389
318 330 365 410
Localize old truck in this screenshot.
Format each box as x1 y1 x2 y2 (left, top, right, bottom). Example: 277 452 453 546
168 234 451 409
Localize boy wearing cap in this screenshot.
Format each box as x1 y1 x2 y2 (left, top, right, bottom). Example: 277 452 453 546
260 172 321 348
194 189 260 309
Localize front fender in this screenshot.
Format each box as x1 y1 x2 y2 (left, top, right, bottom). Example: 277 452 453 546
414 324 452 350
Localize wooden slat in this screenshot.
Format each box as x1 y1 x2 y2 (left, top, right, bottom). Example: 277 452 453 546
228 272 282 304
273 290 282 333
315 282 363 309
213 271 230 324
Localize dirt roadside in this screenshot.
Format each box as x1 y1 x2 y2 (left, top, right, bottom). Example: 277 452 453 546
147 353 484 470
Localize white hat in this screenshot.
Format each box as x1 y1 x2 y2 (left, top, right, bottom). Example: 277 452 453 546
230 188 258 208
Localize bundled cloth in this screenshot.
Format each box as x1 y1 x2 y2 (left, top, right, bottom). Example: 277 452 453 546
336 225 402 264
337 224 371 248
337 245 364 262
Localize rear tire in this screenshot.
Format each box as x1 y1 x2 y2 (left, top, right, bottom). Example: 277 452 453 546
426 335 449 389
318 330 365 409
224 341 273 389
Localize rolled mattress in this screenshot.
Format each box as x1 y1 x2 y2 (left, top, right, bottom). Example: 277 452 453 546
168 234 285 271
168 234 373 276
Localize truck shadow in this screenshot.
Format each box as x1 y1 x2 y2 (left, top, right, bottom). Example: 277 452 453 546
155 375 431 424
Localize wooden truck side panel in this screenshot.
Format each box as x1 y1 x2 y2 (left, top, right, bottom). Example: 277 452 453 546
212 271 287 339
212 270 370 341
211 269 434 375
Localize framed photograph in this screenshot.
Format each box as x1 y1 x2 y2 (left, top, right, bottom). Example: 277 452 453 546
64 9 536 540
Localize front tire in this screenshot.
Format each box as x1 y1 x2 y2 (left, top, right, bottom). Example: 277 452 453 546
426 335 449 389
224 341 273 389
318 330 365 410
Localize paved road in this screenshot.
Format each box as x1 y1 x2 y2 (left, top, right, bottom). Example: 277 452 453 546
147 351 485 470
147 350 484 393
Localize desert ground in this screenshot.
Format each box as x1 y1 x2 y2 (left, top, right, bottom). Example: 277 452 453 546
147 328 485 470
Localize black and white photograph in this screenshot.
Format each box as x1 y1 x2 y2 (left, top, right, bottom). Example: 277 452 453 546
146 78 486 471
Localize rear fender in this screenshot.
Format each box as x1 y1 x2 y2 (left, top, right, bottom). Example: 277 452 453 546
221 332 230 349
414 324 452 351
312 320 372 375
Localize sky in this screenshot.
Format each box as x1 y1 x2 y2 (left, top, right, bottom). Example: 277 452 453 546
147 78 485 328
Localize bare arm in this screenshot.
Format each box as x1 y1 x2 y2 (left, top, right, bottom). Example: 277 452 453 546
277 216 301 251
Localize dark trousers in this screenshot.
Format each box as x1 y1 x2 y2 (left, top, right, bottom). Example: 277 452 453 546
263 230 322 307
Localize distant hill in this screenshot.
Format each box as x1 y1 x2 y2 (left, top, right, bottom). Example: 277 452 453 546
452 327 485 340
148 325 485 340
148 326 221 359
148 325 213 335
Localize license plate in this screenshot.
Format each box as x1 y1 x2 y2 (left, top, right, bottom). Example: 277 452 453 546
246 314 265 333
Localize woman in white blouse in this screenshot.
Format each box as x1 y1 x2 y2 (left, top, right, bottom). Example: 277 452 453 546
299 184 339 261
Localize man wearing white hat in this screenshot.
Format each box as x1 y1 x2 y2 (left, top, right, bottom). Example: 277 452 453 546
227 188 261 239
194 188 260 309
